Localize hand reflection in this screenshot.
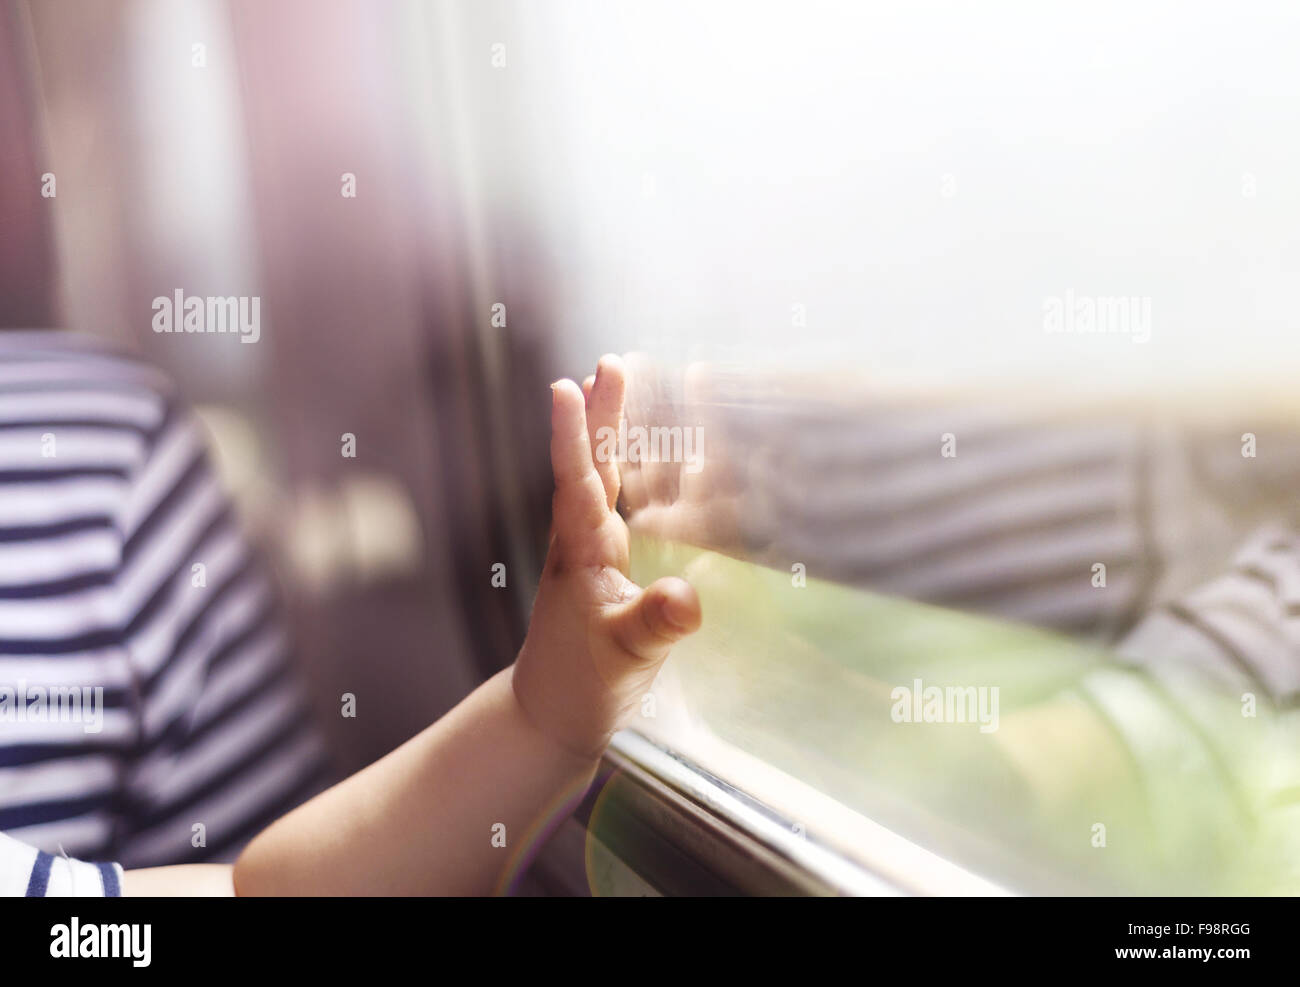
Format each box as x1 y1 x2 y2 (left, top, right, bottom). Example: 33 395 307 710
612 353 749 556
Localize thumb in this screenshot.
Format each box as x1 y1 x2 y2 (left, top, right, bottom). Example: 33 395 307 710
607 577 702 663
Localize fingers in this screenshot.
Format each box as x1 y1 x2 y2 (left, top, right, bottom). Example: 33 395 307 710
624 353 680 508
607 577 702 663
550 379 609 542
618 352 654 516
585 355 626 510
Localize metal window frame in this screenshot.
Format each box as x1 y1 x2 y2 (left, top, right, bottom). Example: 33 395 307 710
523 730 1010 897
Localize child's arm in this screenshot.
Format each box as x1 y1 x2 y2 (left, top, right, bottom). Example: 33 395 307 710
121 356 701 896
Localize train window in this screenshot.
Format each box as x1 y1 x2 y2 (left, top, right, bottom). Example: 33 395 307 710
428 1 1300 893
595 354 1295 895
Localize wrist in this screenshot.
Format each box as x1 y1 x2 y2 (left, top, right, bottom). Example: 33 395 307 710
505 663 608 767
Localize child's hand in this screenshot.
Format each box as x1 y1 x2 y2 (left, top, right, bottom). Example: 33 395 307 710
511 355 702 758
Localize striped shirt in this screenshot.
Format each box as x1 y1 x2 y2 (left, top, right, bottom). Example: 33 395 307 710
0 331 329 882
0 830 121 896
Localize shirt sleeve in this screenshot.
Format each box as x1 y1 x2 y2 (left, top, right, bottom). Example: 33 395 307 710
110 397 331 868
0 831 122 897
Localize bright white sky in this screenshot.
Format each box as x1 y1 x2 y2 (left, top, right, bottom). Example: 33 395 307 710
465 0 1300 396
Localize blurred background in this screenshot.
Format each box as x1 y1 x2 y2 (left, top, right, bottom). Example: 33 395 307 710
6 0 577 774
6 0 1300 893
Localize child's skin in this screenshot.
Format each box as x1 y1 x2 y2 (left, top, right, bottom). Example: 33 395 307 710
122 355 702 896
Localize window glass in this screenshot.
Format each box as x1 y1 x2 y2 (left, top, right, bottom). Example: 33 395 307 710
438 0 1300 893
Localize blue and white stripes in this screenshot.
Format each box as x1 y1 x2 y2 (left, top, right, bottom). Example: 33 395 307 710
0 831 122 897
0 332 328 871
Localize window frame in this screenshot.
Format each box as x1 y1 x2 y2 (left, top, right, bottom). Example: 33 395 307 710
525 730 1009 896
